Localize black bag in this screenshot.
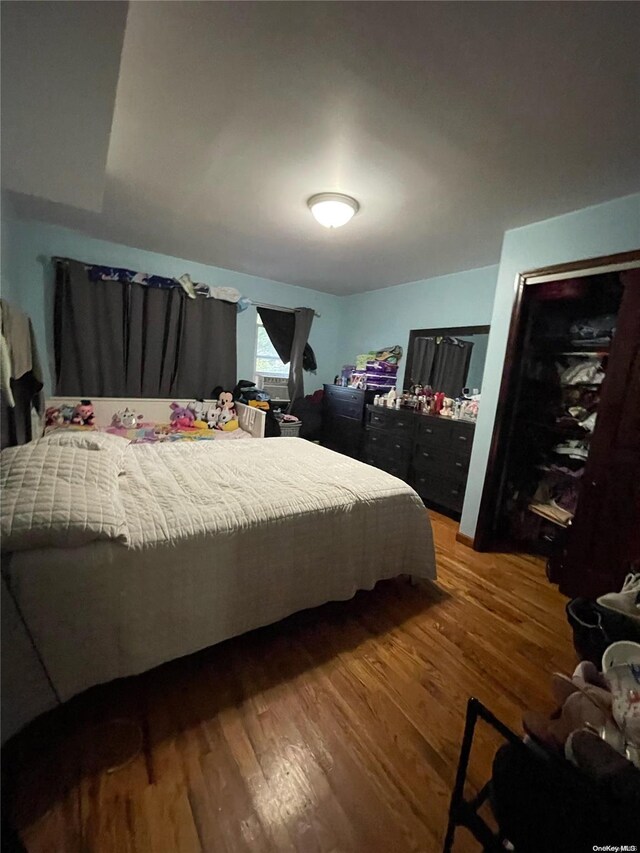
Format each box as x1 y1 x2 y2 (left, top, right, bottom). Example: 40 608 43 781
566 597 640 666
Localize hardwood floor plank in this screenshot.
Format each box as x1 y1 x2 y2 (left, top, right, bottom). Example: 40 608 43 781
4 511 573 852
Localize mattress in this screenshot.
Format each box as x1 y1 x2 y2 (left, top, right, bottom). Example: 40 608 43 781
2 438 436 740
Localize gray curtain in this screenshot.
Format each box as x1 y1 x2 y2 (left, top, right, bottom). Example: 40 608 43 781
287 308 314 411
431 338 473 397
54 259 237 398
412 336 437 385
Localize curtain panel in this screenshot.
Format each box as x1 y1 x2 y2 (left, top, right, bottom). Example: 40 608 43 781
257 307 316 408
54 258 237 398
256 307 317 373
409 335 473 397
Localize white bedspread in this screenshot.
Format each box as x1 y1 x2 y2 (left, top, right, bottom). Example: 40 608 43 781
2 439 435 741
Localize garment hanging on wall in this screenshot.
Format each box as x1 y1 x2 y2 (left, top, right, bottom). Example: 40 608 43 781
54 258 237 398
0 299 44 448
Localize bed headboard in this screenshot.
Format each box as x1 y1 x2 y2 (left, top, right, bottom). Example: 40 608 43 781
45 397 266 439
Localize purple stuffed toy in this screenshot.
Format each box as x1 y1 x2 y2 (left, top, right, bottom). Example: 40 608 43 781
169 402 195 429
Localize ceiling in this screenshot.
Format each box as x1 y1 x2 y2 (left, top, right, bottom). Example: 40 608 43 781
3 2 639 295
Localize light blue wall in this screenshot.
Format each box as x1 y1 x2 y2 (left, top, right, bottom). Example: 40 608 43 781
336 265 499 389
460 192 640 539
2 219 343 394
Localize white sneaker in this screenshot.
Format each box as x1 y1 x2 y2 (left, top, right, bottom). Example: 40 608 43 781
597 573 640 622
602 641 640 768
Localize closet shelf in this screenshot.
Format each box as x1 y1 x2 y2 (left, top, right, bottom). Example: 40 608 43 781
560 381 604 389
528 503 573 528
521 419 592 438
536 464 585 477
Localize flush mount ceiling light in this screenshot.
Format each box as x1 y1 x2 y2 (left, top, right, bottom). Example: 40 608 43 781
307 193 359 228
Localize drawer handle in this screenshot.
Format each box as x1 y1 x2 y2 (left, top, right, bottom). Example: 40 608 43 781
422 452 430 459
458 435 467 442
397 422 405 428
451 489 460 495
425 428 433 434
455 461 463 468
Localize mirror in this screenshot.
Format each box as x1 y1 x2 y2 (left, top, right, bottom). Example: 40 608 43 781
404 325 490 397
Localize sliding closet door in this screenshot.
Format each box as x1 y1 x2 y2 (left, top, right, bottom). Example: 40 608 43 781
552 269 640 598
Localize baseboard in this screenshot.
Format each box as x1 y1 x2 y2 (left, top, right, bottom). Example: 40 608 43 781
455 531 475 549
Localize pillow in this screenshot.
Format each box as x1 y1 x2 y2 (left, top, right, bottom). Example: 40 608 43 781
36 430 130 469
1 443 129 551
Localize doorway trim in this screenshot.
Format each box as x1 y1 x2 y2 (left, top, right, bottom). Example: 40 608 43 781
472 248 640 551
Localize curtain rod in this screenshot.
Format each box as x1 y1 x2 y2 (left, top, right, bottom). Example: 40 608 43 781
254 301 321 318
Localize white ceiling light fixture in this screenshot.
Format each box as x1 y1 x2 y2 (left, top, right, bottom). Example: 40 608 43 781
308 192 359 228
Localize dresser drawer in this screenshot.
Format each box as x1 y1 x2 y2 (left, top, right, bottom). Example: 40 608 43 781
324 385 364 405
415 416 452 448
365 407 413 437
451 421 474 455
330 398 363 421
322 415 362 457
414 471 466 513
365 425 412 451
363 444 410 479
413 448 467 484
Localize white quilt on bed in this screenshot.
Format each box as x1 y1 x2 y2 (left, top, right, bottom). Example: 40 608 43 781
2 439 436 740
1 442 128 551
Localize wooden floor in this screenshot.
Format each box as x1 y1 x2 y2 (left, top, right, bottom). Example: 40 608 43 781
4 511 574 853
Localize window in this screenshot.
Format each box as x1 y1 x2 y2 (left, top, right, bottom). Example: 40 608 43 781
255 315 288 378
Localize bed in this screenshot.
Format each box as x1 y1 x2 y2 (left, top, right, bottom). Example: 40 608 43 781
1 401 436 741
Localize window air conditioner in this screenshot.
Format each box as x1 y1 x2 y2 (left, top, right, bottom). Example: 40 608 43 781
257 376 290 401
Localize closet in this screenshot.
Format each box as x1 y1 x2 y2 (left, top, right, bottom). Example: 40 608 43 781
475 253 640 599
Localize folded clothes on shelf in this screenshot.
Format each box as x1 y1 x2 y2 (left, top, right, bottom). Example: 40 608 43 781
559 358 605 386
553 440 589 461
569 313 616 344
556 409 597 433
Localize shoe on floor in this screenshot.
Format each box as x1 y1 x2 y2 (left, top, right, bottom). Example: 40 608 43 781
597 573 640 622
602 641 640 767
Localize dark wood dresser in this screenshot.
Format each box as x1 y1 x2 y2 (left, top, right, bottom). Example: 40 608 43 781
322 384 376 458
363 404 475 516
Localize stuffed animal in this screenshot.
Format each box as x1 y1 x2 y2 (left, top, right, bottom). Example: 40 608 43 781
210 388 239 430
169 402 195 429
440 397 454 418
205 404 220 430
45 406 63 428
188 399 207 421
112 408 144 429
72 400 95 427
218 390 235 411
59 404 76 424
217 407 239 431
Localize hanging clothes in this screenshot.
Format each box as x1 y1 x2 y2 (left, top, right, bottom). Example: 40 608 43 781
431 337 474 397
0 300 44 448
